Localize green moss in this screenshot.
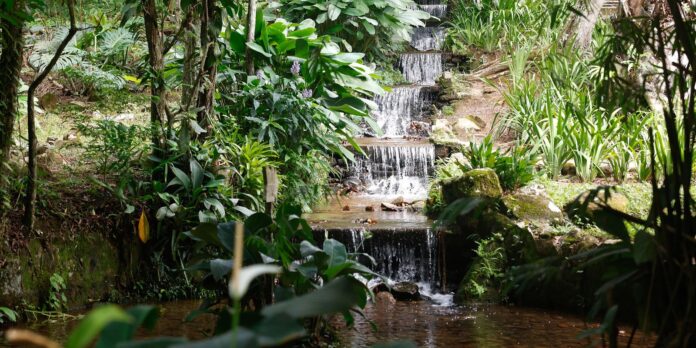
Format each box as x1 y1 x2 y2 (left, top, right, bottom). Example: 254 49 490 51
537 178 652 220
502 194 563 223
441 168 503 204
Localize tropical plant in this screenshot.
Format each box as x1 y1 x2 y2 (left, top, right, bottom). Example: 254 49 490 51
0 307 18 324
460 136 536 191
280 0 430 59
220 15 384 207
446 0 569 55
511 3 696 345
47 273 68 312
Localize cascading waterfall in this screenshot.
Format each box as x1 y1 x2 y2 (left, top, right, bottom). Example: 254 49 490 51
349 144 435 198
398 53 443 85
372 86 436 136
411 27 446 51
324 228 440 286
314 0 450 295
419 4 448 18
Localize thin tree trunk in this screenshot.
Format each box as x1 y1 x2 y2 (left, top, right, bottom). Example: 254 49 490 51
563 0 607 51
181 20 198 108
24 0 77 231
142 0 168 144
245 0 257 76
0 0 25 167
195 0 219 132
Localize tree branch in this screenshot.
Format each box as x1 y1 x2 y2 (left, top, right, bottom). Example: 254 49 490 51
24 0 78 230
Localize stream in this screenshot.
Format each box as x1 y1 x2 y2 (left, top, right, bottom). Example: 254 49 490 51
0 299 654 347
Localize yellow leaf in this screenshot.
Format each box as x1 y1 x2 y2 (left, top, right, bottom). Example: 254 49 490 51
138 210 150 243
124 75 142 85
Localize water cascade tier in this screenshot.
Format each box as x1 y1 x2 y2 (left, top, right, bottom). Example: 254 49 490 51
317 228 440 286
411 27 446 51
419 4 448 18
398 53 443 85
349 142 435 199
373 86 437 137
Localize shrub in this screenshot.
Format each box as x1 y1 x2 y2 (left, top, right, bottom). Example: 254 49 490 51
460 136 536 191
281 0 430 59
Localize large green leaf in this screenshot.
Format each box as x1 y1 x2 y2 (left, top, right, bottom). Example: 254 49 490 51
323 239 348 268
66 305 132 348
171 329 258 348
253 313 306 346
246 42 272 58
261 276 367 319
96 306 159 348
190 160 204 191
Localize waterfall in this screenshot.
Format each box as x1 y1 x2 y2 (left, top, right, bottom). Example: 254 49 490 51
419 4 448 18
398 53 443 85
323 228 441 286
372 86 436 136
411 27 446 51
350 144 435 199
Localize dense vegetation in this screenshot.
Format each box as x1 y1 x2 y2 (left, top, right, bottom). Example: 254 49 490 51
437 0 696 346
0 0 694 347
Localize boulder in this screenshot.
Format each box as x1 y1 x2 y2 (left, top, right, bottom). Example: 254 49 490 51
441 168 503 204
454 117 482 133
375 291 396 305
391 281 421 301
502 193 564 225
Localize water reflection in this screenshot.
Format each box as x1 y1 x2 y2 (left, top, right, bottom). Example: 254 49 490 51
1 300 654 347
333 301 654 348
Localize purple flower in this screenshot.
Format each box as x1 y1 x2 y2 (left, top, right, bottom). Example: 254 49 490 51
256 69 264 80
301 89 313 98
290 61 301 76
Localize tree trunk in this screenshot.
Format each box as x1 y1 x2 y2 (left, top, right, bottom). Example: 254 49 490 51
181 20 198 109
563 0 607 51
0 1 25 167
24 0 77 231
245 0 257 76
142 0 168 143
195 0 219 132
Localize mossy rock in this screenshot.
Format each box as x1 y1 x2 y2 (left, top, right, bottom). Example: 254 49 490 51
502 193 564 225
441 168 503 204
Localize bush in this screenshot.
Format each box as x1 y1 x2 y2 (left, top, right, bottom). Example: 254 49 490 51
281 0 430 59
460 136 536 191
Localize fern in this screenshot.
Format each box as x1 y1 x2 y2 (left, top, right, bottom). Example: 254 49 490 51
29 27 84 72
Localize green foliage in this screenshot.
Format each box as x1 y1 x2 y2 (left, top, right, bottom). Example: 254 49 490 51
501 45 659 182
47 273 68 312
459 234 505 300
221 15 384 208
0 306 18 324
446 0 569 55
280 0 430 59
77 119 149 180
459 136 536 191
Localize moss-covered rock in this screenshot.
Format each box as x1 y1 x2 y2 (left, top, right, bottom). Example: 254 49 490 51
502 193 564 225
441 168 503 204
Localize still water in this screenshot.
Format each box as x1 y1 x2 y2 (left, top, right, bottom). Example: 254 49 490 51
1 298 653 347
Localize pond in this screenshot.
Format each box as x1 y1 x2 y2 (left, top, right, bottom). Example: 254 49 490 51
1 297 654 347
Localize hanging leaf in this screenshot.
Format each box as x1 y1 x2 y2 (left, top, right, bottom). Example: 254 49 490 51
138 210 150 243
